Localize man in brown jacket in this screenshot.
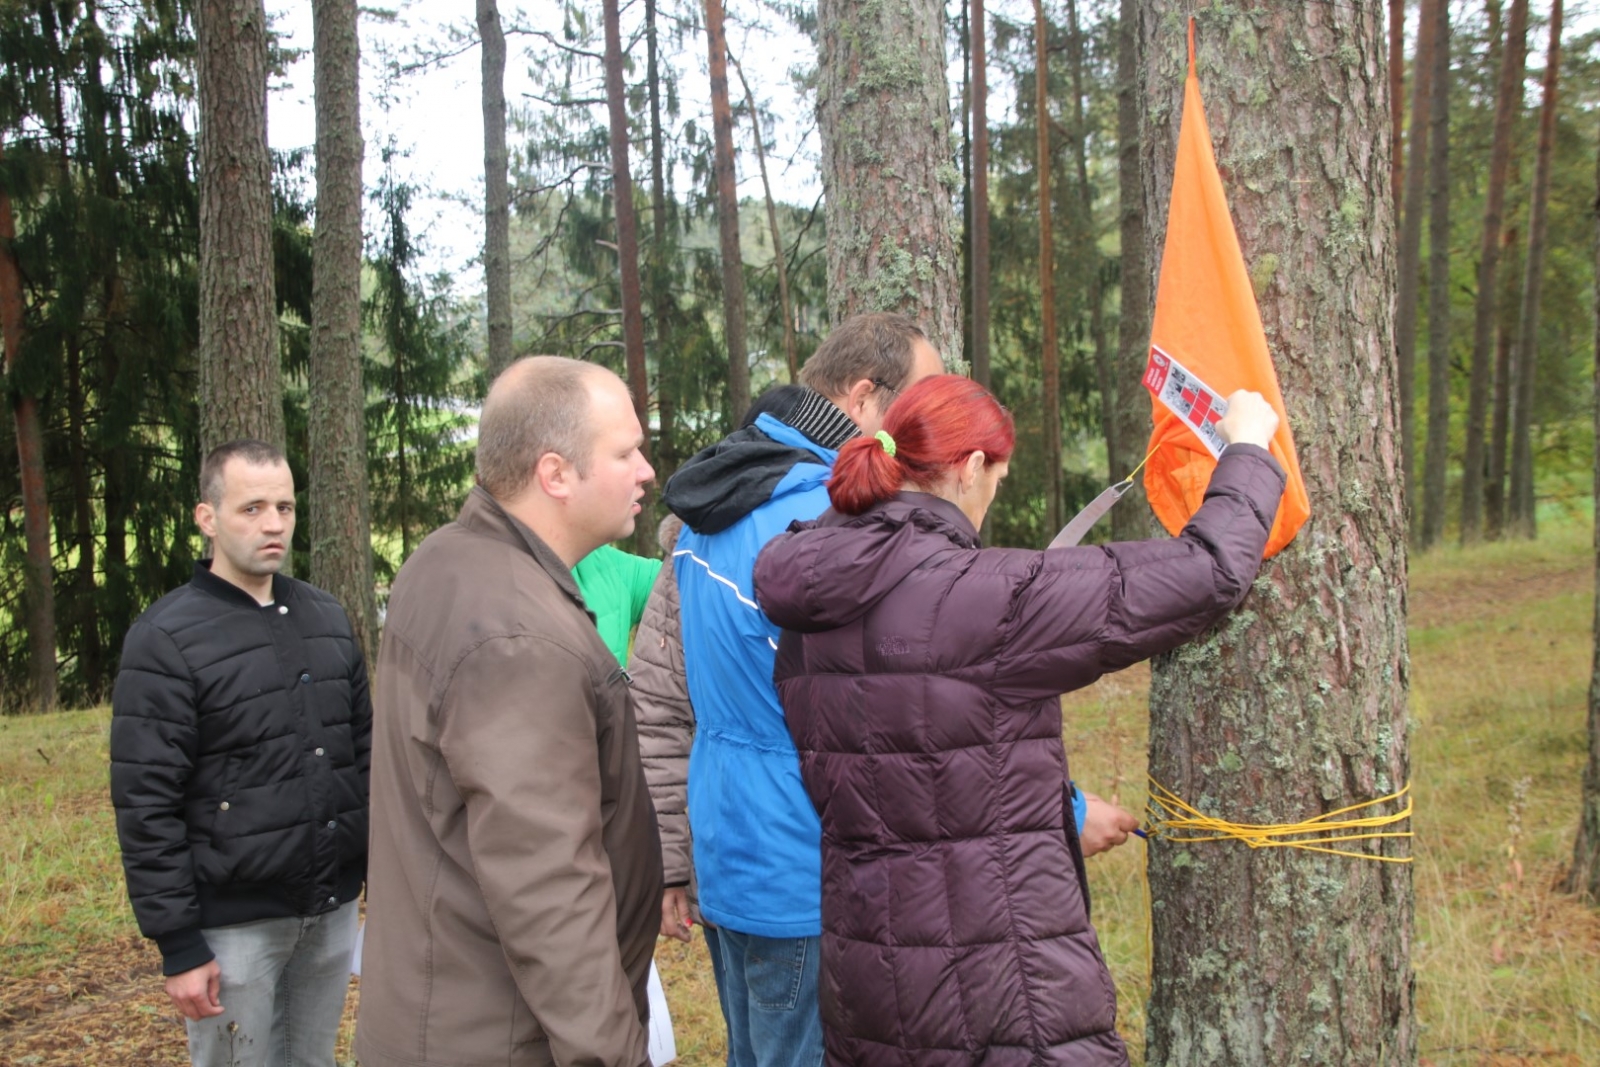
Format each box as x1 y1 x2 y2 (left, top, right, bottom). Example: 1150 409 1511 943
356 357 664 1067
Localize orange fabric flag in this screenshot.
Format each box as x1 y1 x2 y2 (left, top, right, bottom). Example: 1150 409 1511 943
1142 21 1309 558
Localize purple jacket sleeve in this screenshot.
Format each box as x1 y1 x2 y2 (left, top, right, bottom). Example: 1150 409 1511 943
991 444 1286 700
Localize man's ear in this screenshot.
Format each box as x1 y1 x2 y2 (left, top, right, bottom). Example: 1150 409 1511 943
533 451 575 501
841 377 877 424
194 501 217 539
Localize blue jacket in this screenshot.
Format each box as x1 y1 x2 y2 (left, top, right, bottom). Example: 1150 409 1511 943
668 413 833 936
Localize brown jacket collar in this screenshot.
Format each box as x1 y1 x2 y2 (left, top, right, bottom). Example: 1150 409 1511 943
456 485 592 620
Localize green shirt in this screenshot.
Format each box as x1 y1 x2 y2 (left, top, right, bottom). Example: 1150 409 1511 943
572 544 663 664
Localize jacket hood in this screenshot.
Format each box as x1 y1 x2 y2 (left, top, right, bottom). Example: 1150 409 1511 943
754 492 979 633
661 423 819 534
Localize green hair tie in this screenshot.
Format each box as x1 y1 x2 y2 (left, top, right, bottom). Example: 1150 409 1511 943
874 430 897 457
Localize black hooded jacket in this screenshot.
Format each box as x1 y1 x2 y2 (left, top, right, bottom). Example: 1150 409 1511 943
110 562 371 975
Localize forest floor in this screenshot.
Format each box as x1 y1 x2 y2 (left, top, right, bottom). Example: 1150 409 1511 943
3 518 1599 1066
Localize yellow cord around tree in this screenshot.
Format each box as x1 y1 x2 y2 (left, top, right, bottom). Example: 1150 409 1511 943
1143 777 1414 862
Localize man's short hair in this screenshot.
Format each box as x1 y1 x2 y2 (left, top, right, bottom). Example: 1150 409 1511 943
798 312 929 401
200 439 288 505
476 356 614 499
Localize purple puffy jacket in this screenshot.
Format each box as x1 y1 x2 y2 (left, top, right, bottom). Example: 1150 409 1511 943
752 445 1285 1067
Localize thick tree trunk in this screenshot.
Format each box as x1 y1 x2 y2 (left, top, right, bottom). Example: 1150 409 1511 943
196 0 283 455
309 0 377 665
1140 8 1413 1064
1112 0 1149 541
0 143 57 713
703 0 749 421
1420 0 1452 550
1035 0 1062 534
1460 0 1528 544
1567 121 1600 904
971 0 991 390
603 0 651 456
732 55 796 386
1394 0 1436 539
816 0 961 358
1508 0 1562 539
478 0 513 381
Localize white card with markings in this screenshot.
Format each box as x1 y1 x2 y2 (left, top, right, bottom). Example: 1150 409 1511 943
1143 344 1230 459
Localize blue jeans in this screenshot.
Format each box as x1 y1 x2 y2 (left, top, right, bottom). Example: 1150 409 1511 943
185 901 359 1067
713 928 824 1067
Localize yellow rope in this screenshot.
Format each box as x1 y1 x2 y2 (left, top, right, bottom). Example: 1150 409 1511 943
1136 778 1413 980
1143 777 1414 863
1121 444 1160 485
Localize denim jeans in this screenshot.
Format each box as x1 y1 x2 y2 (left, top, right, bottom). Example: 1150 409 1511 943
713 928 824 1067
185 901 359 1067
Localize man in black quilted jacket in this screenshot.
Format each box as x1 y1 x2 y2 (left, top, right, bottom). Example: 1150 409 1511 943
110 438 371 1067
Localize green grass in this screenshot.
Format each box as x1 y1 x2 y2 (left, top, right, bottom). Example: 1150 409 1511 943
5 521 1600 1065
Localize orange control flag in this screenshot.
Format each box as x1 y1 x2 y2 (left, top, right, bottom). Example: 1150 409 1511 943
1143 21 1309 557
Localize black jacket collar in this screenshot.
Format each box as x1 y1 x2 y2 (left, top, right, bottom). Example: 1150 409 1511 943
190 559 293 609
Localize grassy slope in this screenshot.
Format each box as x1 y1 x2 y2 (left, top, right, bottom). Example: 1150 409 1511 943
3 523 1599 1065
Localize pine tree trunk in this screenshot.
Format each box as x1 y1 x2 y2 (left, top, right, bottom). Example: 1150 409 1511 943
1508 0 1562 539
1140 8 1414 1063
731 56 796 386
1566 120 1600 904
1066 0 1114 489
1390 0 1404 214
196 0 283 455
816 0 961 359
603 0 651 458
1419 0 1452 551
1460 0 1528 544
1035 0 1062 535
971 0 992 391
1112 0 1150 541
1488 221 1522 538
478 0 513 382
1395 0 1437 540
703 0 749 421
0 143 57 713
645 0 678 481
309 0 377 665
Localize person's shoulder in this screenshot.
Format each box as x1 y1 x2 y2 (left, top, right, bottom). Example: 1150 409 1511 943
127 581 213 642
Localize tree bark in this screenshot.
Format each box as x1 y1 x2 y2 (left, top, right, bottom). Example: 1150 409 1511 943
645 0 679 481
196 0 283 455
1140 8 1413 1064
1460 0 1528 544
1420 0 1452 550
309 0 377 665
971 0 992 390
603 0 651 455
1390 0 1404 214
1395 0 1436 540
731 55 796 386
1488 221 1522 537
1066 0 1114 490
1112 0 1150 541
1566 119 1600 904
0 142 57 713
478 0 513 381
703 0 750 421
816 0 962 359
1034 0 1062 535
1507 0 1562 539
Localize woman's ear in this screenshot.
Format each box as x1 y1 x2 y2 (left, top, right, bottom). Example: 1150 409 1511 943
960 450 988 492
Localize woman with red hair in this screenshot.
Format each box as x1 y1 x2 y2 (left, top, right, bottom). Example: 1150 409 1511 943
753 374 1283 1066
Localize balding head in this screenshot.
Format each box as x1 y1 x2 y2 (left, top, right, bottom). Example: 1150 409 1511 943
476 356 618 501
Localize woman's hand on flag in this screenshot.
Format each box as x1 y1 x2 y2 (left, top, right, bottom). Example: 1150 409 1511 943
1217 390 1279 450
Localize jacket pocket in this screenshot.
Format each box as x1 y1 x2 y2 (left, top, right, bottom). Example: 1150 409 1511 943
210 751 246 850
1062 783 1092 920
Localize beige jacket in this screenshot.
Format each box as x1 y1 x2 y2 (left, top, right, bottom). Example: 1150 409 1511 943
625 517 695 897
356 488 663 1067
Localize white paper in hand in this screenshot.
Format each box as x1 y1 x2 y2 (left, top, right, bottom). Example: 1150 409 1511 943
350 917 365 977
648 961 677 1065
